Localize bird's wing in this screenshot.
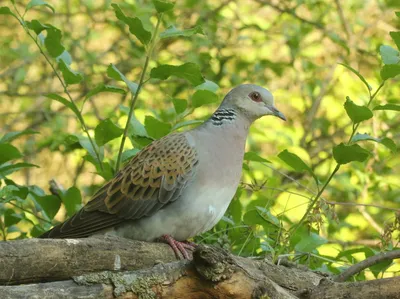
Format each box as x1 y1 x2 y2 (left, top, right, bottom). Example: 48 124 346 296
40 133 199 238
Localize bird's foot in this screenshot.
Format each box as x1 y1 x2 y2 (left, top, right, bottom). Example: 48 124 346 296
160 234 196 260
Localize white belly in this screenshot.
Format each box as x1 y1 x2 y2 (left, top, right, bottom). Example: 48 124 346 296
111 184 235 241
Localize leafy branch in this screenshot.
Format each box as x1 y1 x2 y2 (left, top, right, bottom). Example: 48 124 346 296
289 78 386 236
10 2 104 171
115 13 164 171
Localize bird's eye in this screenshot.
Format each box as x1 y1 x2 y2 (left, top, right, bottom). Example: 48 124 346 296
249 92 262 102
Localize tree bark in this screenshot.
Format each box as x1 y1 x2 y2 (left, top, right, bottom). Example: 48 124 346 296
0 237 399 299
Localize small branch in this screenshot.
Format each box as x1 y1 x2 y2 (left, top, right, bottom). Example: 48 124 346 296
290 164 341 234
333 0 350 39
257 0 325 30
115 13 163 171
11 3 104 171
357 205 383 234
334 250 400 282
325 201 399 212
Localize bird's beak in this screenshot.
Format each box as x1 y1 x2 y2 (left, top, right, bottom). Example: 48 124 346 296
270 106 286 121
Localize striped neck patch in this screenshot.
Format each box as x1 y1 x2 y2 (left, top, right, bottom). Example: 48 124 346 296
211 108 237 126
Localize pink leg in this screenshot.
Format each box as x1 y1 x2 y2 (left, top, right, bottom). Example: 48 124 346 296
160 234 197 259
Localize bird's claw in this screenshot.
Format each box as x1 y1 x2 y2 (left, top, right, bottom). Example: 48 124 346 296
160 234 197 260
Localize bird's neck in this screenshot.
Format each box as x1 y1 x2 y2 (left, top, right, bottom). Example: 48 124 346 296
201 107 252 138
209 108 238 126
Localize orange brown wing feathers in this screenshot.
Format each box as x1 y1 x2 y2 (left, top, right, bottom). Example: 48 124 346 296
40 133 199 238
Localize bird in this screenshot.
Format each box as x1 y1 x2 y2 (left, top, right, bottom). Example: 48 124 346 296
39 84 286 259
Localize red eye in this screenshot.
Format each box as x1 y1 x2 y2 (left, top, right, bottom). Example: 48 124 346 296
250 92 262 102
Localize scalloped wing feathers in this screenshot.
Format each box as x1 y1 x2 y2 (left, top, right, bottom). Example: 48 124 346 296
40 133 198 238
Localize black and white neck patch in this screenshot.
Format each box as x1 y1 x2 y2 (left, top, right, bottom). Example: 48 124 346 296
211 108 237 126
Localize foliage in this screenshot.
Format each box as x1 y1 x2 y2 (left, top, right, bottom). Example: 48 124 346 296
0 0 399 281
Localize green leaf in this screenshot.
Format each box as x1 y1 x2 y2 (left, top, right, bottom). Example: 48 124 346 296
0 163 39 177
46 93 84 124
369 259 393 278
82 84 126 111
278 149 317 182
191 90 218 108
85 84 126 100
344 97 373 123
26 19 48 34
333 143 370 164
244 152 270 163
0 185 19 199
336 247 372 260
256 206 280 226
243 210 267 226
150 63 205 86
62 186 82 217
159 25 204 39
84 156 113 180
228 193 242 224
390 32 400 50
35 195 61 220
373 103 400 111
339 63 371 91
121 148 140 162
120 106 148 137
196 80 219 93
171 120 203 131
350 133 378 143
26 0 54 13
95 118 124 146
0 6 18 19
380 45 400 64
76 135 104 162
380 138 397 153
380 64 400 80
172 98 187 114
351 133 397 152
107 64 138 94
4 209 22 226
0 144 22 164
58 59 83 85
0 129 38 143
295 232 327 252
144 116 171 139
152 0 175 13
111 3 151 45
44 25 64 57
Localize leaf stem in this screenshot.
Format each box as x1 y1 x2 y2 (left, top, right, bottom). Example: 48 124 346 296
115 13 163 171
12 4 104 171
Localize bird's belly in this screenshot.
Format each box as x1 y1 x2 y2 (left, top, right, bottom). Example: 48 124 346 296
111 186 235 241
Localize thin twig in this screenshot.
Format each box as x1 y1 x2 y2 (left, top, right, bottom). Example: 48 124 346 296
115 13 163 171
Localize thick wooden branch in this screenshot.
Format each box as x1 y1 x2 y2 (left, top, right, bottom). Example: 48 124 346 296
0 236 176 284
303 277 400 299
1 237 399 299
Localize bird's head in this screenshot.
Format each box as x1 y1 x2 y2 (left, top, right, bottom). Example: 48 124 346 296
221 84 286 122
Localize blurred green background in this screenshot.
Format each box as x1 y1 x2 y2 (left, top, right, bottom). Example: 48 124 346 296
0 0 399 281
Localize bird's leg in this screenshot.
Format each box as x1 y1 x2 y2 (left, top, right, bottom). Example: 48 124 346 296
160 234 196 259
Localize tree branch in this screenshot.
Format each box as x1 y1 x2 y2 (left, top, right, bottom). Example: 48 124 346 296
334 250 400 282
